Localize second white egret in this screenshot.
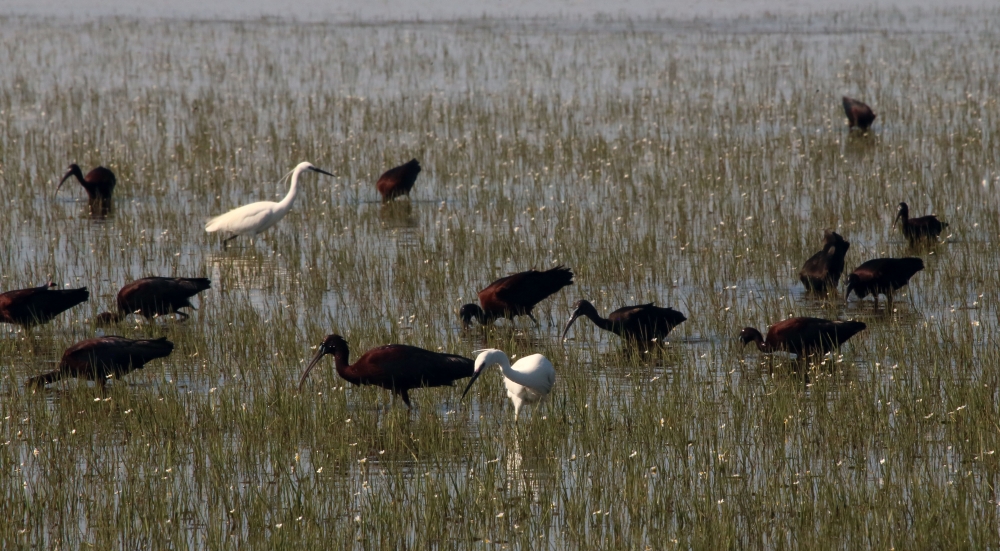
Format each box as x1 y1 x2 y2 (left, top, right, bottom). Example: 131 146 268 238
461 348 556 421
205 161 333 247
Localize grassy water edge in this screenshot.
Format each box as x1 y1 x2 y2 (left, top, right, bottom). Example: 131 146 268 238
1 8 999 549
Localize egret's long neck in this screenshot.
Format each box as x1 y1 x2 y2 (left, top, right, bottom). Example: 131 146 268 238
275 167 304 211
498 359 536 389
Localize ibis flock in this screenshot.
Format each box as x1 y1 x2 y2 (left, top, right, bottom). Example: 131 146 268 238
10 96 949 420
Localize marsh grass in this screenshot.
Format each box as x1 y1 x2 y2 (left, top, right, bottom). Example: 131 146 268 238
1 7 999 549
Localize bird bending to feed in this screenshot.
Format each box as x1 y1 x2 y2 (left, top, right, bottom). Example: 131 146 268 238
205 161 334 247
739 317 866 360
95 277 211 325
297 334 474 407
845 257 924 309
562 299 686 346
376 158 421 202
0 283 89 328
842 96 876 130
461 349 555 421
57 163 116 203
27 336 174 390
460 266 574 327
799 230 851 293
894 202 948 244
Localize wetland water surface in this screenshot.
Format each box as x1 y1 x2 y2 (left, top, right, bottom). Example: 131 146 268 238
1 5 999 549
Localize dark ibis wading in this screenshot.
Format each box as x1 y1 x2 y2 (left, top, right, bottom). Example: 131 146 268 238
845 257 924 309
799 230 851 293
376 159 421 202
27 336 174 389
58 163 116 203
842 96 876 130
894 202 948 244
562 299 686 345
297 334 474 407
460 266 574 327
739 317 866 360
96 277 211 325
0 283 89 328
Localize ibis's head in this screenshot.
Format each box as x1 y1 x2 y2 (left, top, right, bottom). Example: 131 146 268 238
461 348 509 400
893 202 910 228
562 299 598 341
297 334 348 392
459 303 483 327
738 327 763 346
94 312 120 326
57 163 83 192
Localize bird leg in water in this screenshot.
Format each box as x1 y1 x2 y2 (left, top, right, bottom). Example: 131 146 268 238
528 313 539 327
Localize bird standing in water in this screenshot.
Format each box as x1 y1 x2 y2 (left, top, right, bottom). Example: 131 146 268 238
461 349 556 421
205 161 334 247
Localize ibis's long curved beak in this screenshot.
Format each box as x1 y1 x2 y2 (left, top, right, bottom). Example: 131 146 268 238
891 211 901 229
461 369 484 400
844 283 854 304
56 170 73 193
561 311 582 342
297 347 329 392
309 167 335 177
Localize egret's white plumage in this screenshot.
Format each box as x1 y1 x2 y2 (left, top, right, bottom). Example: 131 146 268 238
462 348 556 420
205 161 333 246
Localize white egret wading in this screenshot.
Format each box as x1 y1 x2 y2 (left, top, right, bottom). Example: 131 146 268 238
205 161 333 247
462 348 556 421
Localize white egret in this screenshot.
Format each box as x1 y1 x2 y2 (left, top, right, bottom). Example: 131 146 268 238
461 348 556 421
205 161 333 247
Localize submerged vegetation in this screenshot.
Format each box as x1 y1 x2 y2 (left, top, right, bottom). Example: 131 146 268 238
0 7 999 548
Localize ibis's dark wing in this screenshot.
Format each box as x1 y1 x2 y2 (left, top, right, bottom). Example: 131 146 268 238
768 317 865 356
61 336 174 378
608 303 686 339
351 344 474 390
485 266 574 313
854 258 924 290
118 277 211 314
0 284 89 326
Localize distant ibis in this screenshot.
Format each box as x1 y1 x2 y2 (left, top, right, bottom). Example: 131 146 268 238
205 161 334 247
842 96 876 130
739 317 866 360
0 283 89 328
845 257 924 309
57 163 116 203
376 159 421 202
799 230 851 293
562 299 686 346
461 349 556 421
297 334 474 407
894 202 948 244
27 336 174 390
460 266 574 327
95 277 211 325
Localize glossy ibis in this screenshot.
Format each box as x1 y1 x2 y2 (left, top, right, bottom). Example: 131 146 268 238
27 336 174 390
297 334 474 407
562 299 686 346
461 349 555 421
0 283 89 328
460 266 574 327
845 257 924 309
894 202 948 244
95 277 211 325
842 96 876 130
799 230 851 293
205 161 334 247
376 159 421 202
57 163 116 203
739 317 866 360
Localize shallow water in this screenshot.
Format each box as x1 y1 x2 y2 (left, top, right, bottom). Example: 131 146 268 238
1 4 999 548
